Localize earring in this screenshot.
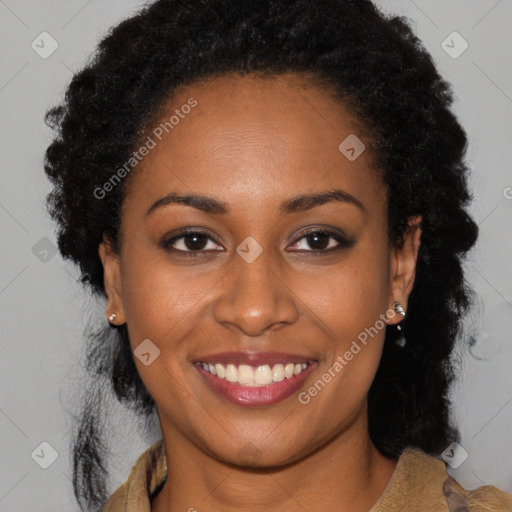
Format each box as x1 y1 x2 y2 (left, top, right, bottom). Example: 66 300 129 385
108 313 117 323
393 302 405 331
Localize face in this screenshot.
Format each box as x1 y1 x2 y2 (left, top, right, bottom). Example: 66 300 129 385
100 72 421 467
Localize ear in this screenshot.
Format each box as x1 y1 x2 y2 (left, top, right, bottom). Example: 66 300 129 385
387 215 422 326
98 235 126 325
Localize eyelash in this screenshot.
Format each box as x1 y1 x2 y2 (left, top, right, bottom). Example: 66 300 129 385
160 227 355 256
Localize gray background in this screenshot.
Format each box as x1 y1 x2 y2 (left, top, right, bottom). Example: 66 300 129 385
1 0 511 510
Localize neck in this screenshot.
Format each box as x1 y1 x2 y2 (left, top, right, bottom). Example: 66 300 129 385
152 411 397 512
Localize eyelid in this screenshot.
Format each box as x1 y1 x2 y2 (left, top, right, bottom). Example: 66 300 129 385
160 227 223 252
161 225 355 254
287 226 355 252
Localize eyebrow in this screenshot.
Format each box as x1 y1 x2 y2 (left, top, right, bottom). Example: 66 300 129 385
146 188 365 217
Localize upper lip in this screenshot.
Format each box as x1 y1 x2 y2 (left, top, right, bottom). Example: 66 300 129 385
193 351 316 366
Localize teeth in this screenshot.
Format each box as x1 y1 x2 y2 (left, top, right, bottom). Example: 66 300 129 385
254 365 273 385
215 363 225 378
272 364 285 382
238 364 255 385
199 362 310 386
225 363 238 383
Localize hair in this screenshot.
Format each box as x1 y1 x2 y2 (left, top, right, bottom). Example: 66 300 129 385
43 0 479 509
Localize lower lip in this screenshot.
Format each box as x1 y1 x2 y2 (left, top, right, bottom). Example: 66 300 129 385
195 363 316 407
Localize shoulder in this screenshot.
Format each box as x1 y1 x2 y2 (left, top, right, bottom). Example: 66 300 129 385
100 441 512 512
100 439 167 512
371 447 512 512
447 477 512 512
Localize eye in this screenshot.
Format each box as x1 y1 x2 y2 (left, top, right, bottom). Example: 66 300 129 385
161 229 223 254
288 228 355 253
161 227 354 255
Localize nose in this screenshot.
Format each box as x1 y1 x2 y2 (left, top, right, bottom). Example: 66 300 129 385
213 248 299 337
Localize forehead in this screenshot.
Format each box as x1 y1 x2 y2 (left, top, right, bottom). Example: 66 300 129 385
123 72 383 214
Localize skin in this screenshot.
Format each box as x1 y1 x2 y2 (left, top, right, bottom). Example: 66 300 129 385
99 72 422 512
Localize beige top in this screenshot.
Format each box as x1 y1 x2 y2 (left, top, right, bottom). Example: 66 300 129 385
101 439 512 511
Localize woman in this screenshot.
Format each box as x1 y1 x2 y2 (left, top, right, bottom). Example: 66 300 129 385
43 0 512 510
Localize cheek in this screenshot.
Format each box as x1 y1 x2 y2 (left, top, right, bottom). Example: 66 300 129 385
119 248 219 340
308 246 390 338
314 242 391 388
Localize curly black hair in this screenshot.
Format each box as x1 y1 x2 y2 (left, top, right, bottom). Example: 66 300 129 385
43 0 479 509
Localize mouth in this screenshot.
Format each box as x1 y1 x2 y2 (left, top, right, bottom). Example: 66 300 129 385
196 361 311 386
193 352 317 406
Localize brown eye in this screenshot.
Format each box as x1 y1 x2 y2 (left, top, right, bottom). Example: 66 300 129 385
304 232 331 250
182 233 208 251
161 230 222 253
288 229 355 253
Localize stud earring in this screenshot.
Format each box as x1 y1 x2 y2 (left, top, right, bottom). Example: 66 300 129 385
393 302 405 331
108 313 117 323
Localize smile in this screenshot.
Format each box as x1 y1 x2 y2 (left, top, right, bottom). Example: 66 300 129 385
194 356 317 406
196 362 310 386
